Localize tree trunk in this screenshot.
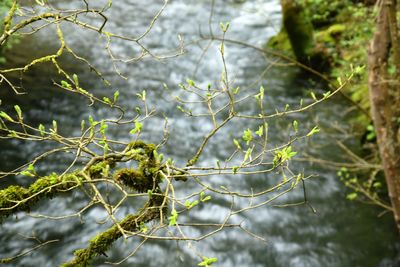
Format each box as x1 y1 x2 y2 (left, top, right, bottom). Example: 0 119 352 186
280 0 315 63
368 0 400 230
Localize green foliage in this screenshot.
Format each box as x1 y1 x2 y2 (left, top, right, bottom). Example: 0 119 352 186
168 208 178 226
20 164 36 177
346 192 357 201
200 191 211 202
273 146 297 166
242 128 253 145
299 0 346 27
0 111 14 122
337 167 388 207
268 0 373 124
198 256 218 267
255 125 263 137
365 124 376 141
306 126 320 137
130 120 143 134
266 29 294 55
184 199 199 210
293 120 299 133
315 2 372 124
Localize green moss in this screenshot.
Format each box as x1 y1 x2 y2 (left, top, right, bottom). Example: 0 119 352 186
61 215 135 267
114 168 154 192
128 141 156 156
0 173 82 219
88 161 109 178
315 24 346 43
0 257 13 264
62 190 166 266
266 29 293 55
114 141 161 192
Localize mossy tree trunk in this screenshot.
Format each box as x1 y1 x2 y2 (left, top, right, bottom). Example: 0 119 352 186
280 0 315 64
368 0 400 230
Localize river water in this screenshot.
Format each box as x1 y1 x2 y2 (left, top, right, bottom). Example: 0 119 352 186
0 0 399 266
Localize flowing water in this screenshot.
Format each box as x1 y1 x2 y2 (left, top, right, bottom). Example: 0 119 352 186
0 0 399 266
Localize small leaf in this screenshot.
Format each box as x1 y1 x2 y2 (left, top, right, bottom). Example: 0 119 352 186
38 124 45 136
310 91 317 101
184 200 199 210
113 90 119 103
61 80 71 88
136 90 146 101
219 22 230 32
199 191 211 202
130 121 143 134
323 91 331 99
346 192 357 201
293 120 298 133
99 120 108 135
72 74 79 86
103 97 112 105
232 87 240 95
243 147 253 163
306 126 320 137
354 65 365 74
232 166 239 174
199 256 218 267
21 164 36 177
140 222 148 233
201 196 211 202
373 182 382 188
233 139 241 150
177 105 185 113
88 115 94 126
35 0 46 6
186 79 195 87
52 120 58 133
259 86 264 100
337 77 343 86
243 128 253 145
81 120 85 132
14 105 22 120
0 111 14 122
168 209 178 226
255 125 263 137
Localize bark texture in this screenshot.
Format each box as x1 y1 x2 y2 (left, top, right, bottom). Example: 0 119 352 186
368 0 400 229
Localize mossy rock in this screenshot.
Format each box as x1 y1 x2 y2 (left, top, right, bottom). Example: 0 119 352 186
266 29 293 55
315 24 346 44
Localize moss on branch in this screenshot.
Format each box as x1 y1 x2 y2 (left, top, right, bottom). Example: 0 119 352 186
115 141 161 192
0 140 159 220
0 172 82 219
0 140 168 265
62 191 165 267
